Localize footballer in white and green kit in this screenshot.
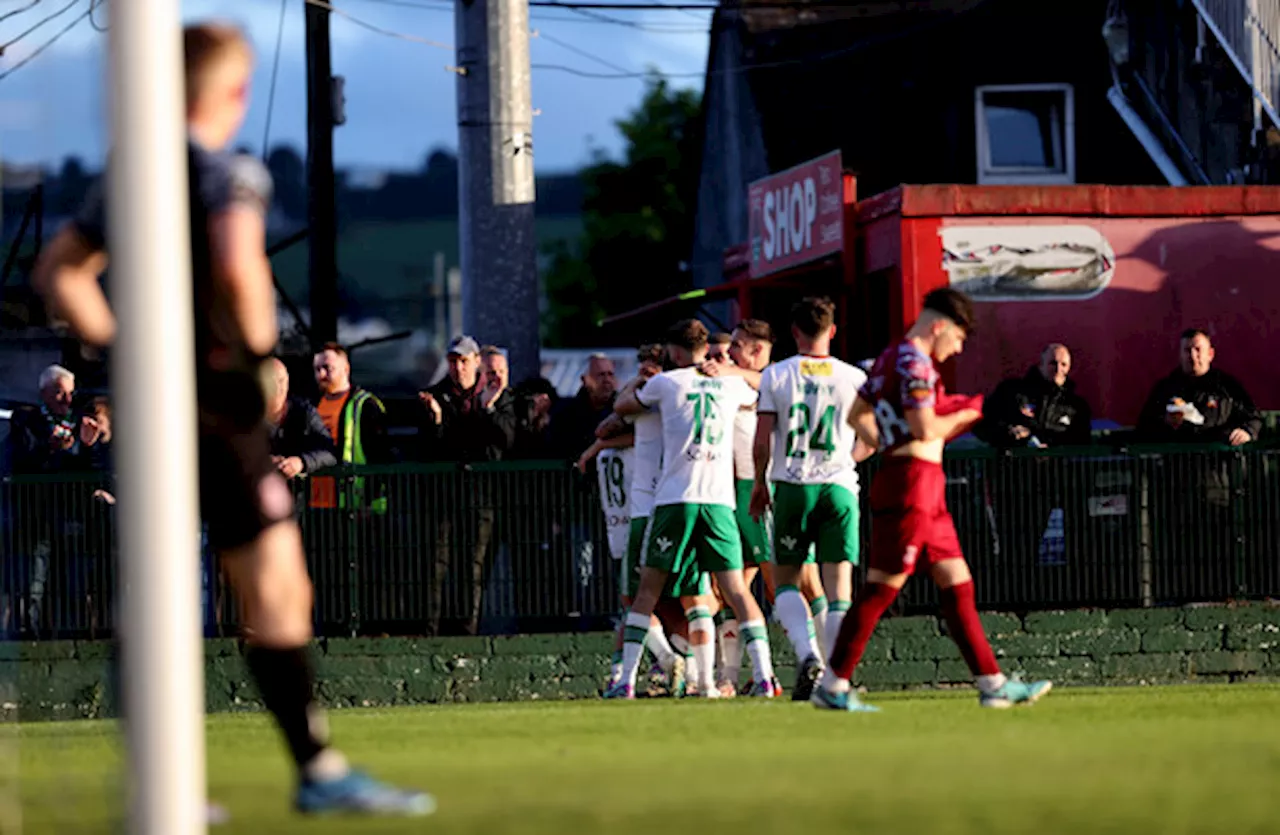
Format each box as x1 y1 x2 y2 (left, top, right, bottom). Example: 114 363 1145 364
606 319 778 699
752 297 871 701
581 345 687 694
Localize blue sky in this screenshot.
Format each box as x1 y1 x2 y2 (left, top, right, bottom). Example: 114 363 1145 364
0 0 712 174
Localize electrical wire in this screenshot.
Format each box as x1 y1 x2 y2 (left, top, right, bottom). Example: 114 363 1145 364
533 29 633 75
0 0 92 81
87 0 104 32
303 0 452 50
261 0 288 161
0 0 80 54
346 0 708 32
0 0 45 26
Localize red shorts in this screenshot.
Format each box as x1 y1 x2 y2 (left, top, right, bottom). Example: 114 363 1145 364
867 456 964 575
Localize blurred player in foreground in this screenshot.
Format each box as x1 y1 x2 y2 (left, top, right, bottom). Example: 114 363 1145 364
813 288 1052 712
34 22 432 816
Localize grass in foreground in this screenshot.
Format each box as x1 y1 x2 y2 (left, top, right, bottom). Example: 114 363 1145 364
11 684 1280 834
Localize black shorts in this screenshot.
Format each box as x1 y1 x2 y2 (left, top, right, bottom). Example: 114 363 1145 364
198 370 294 551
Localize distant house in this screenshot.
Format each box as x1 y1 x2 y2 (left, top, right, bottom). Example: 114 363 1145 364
691 0 1280 290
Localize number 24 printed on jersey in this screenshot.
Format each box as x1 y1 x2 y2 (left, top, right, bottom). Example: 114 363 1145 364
785 401 837 458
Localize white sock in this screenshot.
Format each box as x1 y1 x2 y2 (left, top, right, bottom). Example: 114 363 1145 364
810 597 828 662
686 606 717 694
740 619 775 683
716 618 741 685
774 586 818 663
303 748 350 782
976 673 1008 694
824 602 849 664
620 611 651 689
819 668 850 694
646 622 677 670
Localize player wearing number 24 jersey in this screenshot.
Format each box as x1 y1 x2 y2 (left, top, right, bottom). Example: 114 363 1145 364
814 287 1053 713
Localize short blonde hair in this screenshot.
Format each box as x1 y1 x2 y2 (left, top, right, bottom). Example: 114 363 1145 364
184 23 252 106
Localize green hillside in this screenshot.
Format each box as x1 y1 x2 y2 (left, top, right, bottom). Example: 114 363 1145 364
269 216 583 320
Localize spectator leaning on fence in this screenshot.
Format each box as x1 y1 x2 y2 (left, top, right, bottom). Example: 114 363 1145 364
6 365 87 473
977 343 1093 450
310 342 390 511
1136 328 1262 446
266 357 338 482
549 353 617 464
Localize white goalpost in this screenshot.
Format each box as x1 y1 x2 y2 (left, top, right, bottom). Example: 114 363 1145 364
106 1 206 833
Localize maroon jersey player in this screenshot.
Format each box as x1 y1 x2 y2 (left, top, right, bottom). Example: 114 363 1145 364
812 288 1052 711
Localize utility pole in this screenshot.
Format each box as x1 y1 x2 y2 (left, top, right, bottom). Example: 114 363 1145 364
456 0 539 384
306 0 339 349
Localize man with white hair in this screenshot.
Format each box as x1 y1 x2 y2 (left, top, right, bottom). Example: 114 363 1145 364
2 364 105 636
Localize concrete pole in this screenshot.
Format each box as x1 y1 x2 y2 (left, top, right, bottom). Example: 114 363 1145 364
456 0 540 384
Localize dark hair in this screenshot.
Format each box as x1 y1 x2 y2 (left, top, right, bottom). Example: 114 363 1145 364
1181 328 1211 342
921 288 975 333
479 344 504 359
710 332 732 346
666 318 709 351
636 343 665 364
790 297 836 338
735 319 775 343
316 341 348 359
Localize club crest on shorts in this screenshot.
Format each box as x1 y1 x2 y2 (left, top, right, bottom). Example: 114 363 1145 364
901 545 919 569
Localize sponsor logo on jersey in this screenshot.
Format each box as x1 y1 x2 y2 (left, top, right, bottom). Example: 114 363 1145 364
799 359 833 377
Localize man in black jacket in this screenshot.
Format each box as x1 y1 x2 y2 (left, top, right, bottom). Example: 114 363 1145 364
978 345 1093 572
265 358 337 481
418 336 517 463
978 343 1093 450
1136 329 1263 600
1136 329 1262 446
419 337 517 635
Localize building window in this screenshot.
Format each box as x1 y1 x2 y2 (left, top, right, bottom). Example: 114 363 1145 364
975 84 1075 185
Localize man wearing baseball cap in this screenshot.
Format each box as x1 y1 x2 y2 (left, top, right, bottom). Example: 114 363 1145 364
419 335 518 634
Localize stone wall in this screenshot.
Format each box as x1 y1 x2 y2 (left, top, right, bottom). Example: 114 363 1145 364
3 603 1277 722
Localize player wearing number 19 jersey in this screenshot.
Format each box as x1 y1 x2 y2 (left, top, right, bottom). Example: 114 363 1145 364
814 288 1052 712
754 297 871 702
607 319 777 699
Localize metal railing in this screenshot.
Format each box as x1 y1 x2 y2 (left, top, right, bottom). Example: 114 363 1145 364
2 446 1277 639
1191 0 1280 131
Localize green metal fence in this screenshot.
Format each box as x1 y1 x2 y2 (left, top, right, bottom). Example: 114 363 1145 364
2 446 1277 640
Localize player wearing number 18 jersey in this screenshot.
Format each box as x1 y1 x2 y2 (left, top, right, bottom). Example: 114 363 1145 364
814 288 1052 712
754 297 871 702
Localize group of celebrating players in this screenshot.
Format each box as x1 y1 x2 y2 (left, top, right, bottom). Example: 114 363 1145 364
580 292 1054 712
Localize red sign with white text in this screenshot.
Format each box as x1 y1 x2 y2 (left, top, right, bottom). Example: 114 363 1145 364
748 150 844 279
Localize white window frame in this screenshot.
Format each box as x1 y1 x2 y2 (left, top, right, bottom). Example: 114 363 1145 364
975 83 1076 185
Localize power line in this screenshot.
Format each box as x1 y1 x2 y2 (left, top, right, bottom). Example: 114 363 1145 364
0 0 44 26
533 61 698 79
532 28 633 75
0 0 80 54
0 0 91 82
303 0 452 50
261 0 288 160
532 2 720 8
345 0 708 32
88 0 104 32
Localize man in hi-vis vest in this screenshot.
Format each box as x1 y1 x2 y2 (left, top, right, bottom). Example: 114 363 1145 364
310 343 390 634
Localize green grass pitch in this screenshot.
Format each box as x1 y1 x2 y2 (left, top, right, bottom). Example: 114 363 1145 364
11 684 1280 834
